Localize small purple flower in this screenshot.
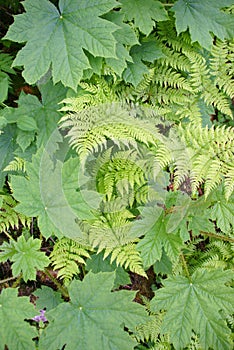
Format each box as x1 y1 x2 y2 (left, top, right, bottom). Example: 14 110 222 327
32 309 47 323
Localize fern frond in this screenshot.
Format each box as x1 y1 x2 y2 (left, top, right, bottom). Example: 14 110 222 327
4 157 26 173
135 314 164 344
174 124 234 199
50 237 92 285
88 210 136 250
154 66 193 93
104 241 146 277
60 77 116 112
60 103 162 163
210 39 234 99
0 194 30 233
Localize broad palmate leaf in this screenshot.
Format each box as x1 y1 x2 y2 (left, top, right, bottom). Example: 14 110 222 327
4 0 118 89
135 206 182 268
3 80 67 150
151 269 234 350
39 271 147 350
121 0 168 35
172 0 234 49
0 236 50 281
11 144 99 239
0 288 37 350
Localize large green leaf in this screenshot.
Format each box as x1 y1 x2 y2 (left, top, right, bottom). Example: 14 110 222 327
123 38 165 86
34 286 63 311
208 188 234 233
39 271 147 350
4 0 118 89
0 288 37 350
86 251 131 288
0 236 50 281
11 142 99 239
0 125 16 186
121 0 168 35
151 269 234 350
135 206 182 268
3 80 67 149
172 0 234 49
104 11 139 76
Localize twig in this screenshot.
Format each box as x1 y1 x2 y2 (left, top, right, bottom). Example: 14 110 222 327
180 253 191 281
201 231 234 243
0 276 17 285
43 268 69 298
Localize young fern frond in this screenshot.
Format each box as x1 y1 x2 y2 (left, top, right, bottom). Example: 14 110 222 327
50 237 92 286
0 194 30 233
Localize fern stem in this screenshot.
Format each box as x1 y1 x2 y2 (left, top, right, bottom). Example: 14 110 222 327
44 268 69 298
12 273 22 288
3 231 14 241
0 276 17 285
200 231 234 243
180 253 191 280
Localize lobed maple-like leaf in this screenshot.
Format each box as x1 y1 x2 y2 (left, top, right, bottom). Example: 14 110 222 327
39 271 147 350
172 0 234 49
11 144 99 240
151 269 234 350
0 288 37 350
208 187 234 233
121 0 168 35
104 11 139 76
123 38 165 86
134 206 182 268
0 236 50 281
34 286 63 311
3 80 67 150
4 0 119 89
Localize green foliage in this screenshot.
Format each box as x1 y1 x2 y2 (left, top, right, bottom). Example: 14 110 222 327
10 148 98 239
121 0 168 36
0 235 50 281
0 193 30 233
50 237 91 285
1 1 234 349
0 52 15 104
172 0 234 49
0 288 37 350
151 269 234 350
135 206 182 268
39 271 147 350
34 285 63 311
4 0 123 89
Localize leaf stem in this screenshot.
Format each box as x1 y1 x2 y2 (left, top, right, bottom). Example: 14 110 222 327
0 276 17 284
44 268 69 298
201 231 234 243
12 273 22 288
180 253 191 280
3 231 14 241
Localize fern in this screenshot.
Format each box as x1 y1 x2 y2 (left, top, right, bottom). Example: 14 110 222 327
173 124 234 199
103 241 146 277
210 39 234 99
0 193 30 234
50 237 92 286
60 102 168 166
4 157 26 174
